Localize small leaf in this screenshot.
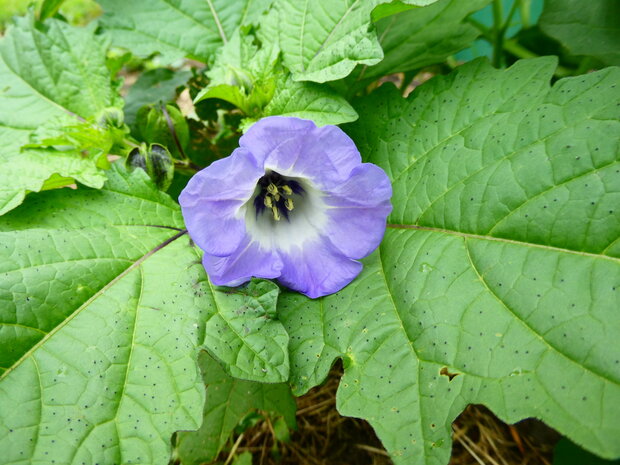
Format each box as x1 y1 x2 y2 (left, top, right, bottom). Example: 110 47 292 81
554 438 620 465
175 352 296 465
270 0 439 82
352 0 492 82
203 279 290 383
39 0 65 20
135 104 190 159
197 28 357 129
232 452 253 465
124 68 192 127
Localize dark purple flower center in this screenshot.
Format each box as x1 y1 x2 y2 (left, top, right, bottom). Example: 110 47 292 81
253 170 305 221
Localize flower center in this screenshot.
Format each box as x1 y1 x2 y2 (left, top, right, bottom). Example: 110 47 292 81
253 170 305 221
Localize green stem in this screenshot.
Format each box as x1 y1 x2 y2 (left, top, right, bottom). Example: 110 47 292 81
574 57 593 76
492 0 504 67
467 18 573 78
502 0 520 32
519 0 531 29
502 39 573 77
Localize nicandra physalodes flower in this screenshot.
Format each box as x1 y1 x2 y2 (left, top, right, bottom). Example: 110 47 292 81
179 116 392 298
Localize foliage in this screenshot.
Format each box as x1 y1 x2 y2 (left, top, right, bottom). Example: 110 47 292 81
539 0 620 66
0 1 618 464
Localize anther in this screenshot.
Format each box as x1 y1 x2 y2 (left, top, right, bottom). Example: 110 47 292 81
285 198 294 211
264 196 273 208
282 185 293 195
274 193 281 202
267 183 278 195
271 206 281 221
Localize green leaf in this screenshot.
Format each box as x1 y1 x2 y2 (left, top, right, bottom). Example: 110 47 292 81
196 28 357 129
0 14 121 215
98 0 274 64
135 104 190 159
124 68 191 127
0 164 288 464
39 0 66 20
540 0 620 66
204 279 290 383
279 58 620 465
258 73 358 127
267 0 439 83
0 166 203 465
353 0 491 82
176 352 296 465
195 29 280 115
554 438 620 465
232 452 253 465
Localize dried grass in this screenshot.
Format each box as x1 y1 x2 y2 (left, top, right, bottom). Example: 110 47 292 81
214 364 559 465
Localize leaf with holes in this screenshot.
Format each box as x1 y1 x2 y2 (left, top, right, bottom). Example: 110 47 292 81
268 0 439 83
98 0 273 64
0 164 289 465
0 14 121 215
278 58 620 465
175 351 296 465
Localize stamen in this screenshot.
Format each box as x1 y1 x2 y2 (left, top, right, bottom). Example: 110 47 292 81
267 183 278 195
253 170 305 222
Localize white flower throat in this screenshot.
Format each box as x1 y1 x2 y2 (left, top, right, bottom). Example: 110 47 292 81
244 169 328 252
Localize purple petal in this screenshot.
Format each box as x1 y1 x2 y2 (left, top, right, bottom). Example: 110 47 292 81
324 164 393 259
277 240 363 299
179 147 262 256
239 116 316 165
203 237 283 286
243 117 362 189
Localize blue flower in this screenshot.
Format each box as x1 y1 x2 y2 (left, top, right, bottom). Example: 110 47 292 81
179 116 392 298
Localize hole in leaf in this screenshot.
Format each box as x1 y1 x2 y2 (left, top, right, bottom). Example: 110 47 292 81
440 366 460 381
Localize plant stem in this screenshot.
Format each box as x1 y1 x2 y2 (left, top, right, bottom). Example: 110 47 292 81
467 18 573 78
492 0 504 67
502 0 520 32
574 57 593 76
519 0 531 29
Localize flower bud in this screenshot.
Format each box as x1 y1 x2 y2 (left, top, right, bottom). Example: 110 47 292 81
126 143 174 192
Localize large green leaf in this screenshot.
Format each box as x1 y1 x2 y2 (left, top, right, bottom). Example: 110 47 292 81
0 165 288 464
352 0 491 82
279 58 620 465
269 0 439 83
97 0 273 63
0 14 120 215
175 351 296 465
540 0 620 66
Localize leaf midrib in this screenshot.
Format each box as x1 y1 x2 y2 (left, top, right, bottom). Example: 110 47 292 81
0 230 187 382
387 223 620 263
